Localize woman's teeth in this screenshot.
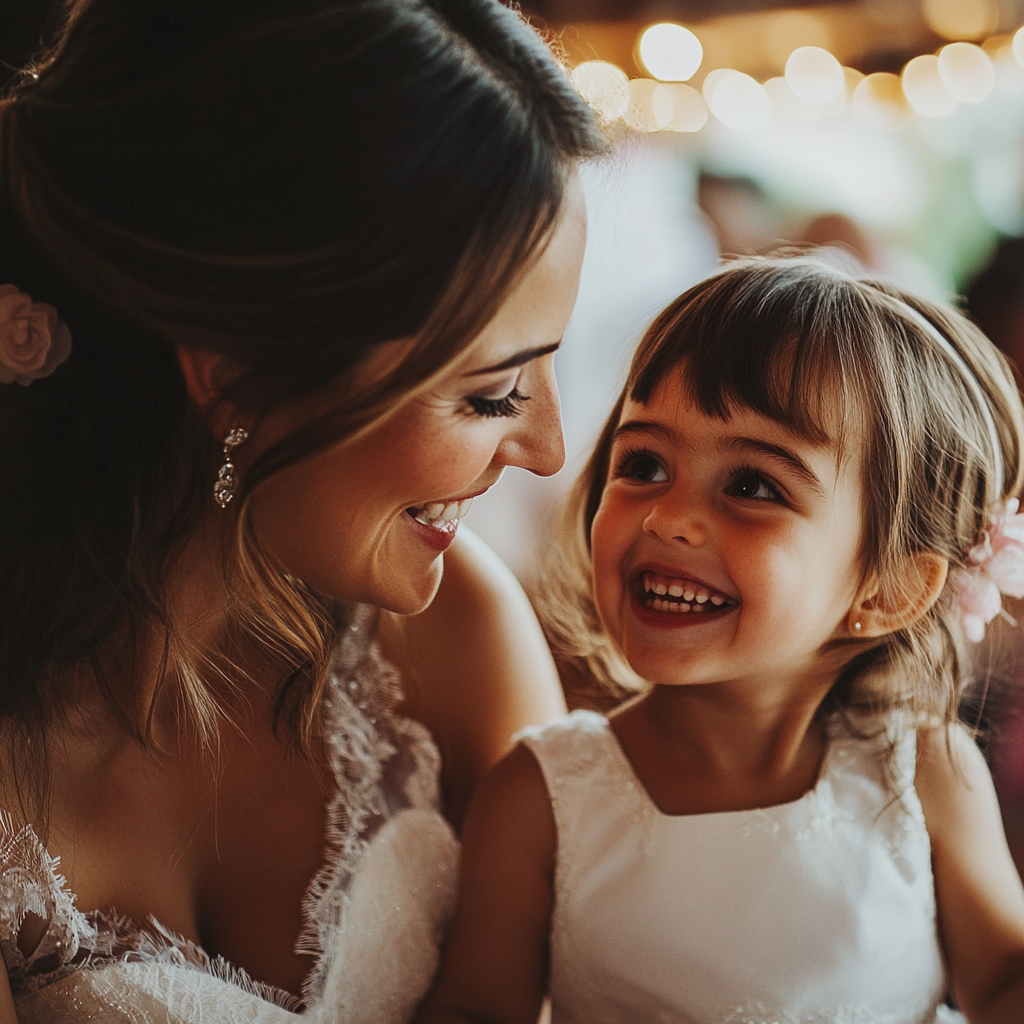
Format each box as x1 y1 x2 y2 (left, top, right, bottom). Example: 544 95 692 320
409 497 474 527
642 571 733 614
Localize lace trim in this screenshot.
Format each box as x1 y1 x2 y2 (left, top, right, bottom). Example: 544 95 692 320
0 603 444 1013
295 606 443 1006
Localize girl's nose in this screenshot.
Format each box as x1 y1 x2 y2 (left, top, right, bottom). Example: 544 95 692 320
642 491 706 546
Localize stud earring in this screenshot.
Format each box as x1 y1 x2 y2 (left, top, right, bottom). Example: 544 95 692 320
853 621 863 633
213 427 248 508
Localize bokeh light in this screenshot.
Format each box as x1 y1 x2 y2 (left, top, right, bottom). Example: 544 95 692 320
624 79 664 132
937 43 994 104
710 70 771 130
1013 26 1024 69
652 83 709 132
922 0 998 41
638 23 703 82
902 55 957 118
765 10 831 71
785 46 844 104
701 68 734 108
570 61 631 123
852 72 909 131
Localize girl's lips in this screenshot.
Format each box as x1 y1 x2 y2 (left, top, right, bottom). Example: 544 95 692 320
404 509 459 552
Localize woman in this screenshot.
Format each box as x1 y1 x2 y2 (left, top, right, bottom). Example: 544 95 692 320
0 0 605 1019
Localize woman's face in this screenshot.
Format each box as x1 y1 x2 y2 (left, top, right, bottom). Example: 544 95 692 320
251 178 587 613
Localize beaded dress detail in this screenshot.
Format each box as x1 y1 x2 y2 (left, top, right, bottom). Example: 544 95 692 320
517 710 964 1024
0 605 460 1023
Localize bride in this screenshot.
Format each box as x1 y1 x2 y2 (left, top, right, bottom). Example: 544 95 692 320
0 0 604 1019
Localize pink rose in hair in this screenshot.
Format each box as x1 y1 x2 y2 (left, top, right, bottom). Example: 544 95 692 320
0 284 73 386
953 499 1024 641
954 571 1002 643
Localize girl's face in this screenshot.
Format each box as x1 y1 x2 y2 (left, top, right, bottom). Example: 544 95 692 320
249 178 587 615
591 372 865 696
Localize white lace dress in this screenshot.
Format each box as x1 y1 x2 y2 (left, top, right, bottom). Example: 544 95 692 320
517 710 965 1024
0 605 460 1023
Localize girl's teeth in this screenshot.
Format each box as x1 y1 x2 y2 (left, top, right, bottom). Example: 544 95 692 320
642 571 733 612
424 502 445 519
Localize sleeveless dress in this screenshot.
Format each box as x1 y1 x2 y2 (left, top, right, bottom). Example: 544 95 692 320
0 605 460 1023
517 709 965 1024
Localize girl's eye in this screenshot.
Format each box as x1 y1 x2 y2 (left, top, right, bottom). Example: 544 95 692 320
615 448 669 484
725 469 783 503
468 388 530 418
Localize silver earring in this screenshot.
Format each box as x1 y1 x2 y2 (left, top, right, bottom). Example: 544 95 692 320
214 427 248 508
853 621 863 633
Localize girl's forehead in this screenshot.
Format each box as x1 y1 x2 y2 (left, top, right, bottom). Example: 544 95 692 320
626 360 856 455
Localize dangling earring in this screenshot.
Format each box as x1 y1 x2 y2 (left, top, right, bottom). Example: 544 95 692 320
213 427 248 508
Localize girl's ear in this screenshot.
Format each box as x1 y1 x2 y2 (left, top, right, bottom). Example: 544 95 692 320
849 553 949 637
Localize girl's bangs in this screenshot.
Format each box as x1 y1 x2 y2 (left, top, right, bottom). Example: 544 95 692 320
628 262 865 453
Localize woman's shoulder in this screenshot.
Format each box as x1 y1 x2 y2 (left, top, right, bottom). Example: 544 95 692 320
378 528 566 827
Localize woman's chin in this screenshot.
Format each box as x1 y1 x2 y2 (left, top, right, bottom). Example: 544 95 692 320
376 567 444 617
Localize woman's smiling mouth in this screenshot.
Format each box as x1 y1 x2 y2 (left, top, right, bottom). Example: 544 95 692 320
407 496 475 527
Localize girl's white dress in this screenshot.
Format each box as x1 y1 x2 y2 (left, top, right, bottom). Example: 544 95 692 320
518 709 965 1024
0 606 460 1023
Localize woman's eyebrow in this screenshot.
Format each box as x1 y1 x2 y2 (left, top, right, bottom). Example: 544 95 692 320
724 436 827 495
466 341 561 376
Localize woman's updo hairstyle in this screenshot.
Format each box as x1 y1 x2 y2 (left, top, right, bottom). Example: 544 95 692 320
0 0 606 782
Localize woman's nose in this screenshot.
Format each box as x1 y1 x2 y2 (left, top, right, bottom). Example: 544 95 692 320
495 365 565 477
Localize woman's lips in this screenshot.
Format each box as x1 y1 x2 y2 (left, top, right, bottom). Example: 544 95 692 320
404 509 459 552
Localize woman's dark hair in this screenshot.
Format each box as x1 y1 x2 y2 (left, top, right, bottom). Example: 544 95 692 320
0 0 606 817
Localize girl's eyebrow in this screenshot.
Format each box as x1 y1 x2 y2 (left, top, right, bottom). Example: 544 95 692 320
466 341 561 376
613 420 678 444
724 437 826 496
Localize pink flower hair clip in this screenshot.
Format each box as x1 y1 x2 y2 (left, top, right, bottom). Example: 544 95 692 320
0 283 72 386
952 498 1024 642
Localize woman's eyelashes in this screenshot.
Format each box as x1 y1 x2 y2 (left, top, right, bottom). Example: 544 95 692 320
468 387 530 418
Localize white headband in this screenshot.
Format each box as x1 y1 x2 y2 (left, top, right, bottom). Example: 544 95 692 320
896 302 1003 504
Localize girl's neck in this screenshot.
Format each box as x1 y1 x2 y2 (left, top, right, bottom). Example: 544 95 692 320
641 680 830 779
609 678 833 816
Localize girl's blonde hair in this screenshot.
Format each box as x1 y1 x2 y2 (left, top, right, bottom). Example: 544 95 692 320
541 254 1024 725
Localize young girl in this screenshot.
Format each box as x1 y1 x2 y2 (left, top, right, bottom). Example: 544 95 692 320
416 255 1024 1024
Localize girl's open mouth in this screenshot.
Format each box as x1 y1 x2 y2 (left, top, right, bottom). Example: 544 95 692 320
632 570 739 622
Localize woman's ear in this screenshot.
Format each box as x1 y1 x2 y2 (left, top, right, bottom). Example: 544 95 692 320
849 553 949 637
176 346 244 425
